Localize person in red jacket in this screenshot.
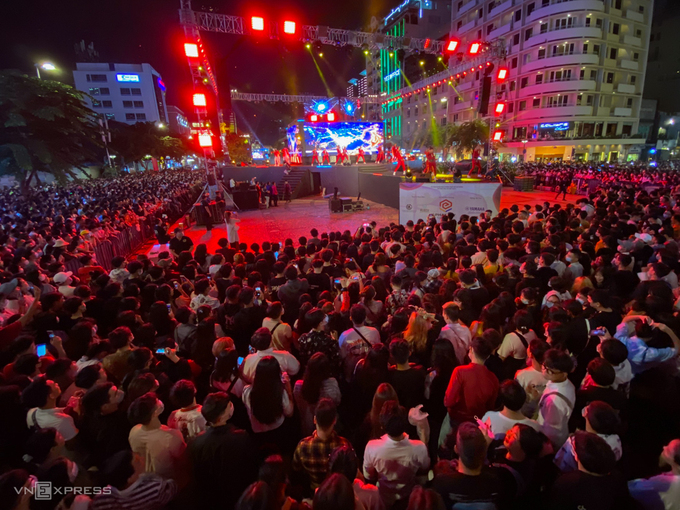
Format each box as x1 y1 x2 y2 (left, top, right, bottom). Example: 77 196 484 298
441 336 499 445
336 146 343 165
356 147 366 164
322 148 330 165
392 145 407 175
469 147 482 177
376 146 385 163
312 146 320 166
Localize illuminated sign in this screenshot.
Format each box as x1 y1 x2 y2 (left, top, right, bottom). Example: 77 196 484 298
116 74 140 82
384 69 401 82
157 78 166 92
539 122 572 131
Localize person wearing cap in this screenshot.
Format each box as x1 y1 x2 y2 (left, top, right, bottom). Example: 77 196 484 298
53 272 76 298
628 439 680 510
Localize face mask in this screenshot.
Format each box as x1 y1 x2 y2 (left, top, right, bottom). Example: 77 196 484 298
322 316 329 326
565 257 572 263
545 301 555 309
155 401 165 416
112 388 125 405
521 298 530 305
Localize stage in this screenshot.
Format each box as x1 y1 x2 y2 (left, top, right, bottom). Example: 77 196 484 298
139 190 578 259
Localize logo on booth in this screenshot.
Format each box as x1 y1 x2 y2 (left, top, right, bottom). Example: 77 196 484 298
439 199 453 212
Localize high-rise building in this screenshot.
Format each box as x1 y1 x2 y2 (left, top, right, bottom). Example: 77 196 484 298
365 0 453 139
643 3 680 113
72 63 168 125
435 0 652 162
166 105 190 136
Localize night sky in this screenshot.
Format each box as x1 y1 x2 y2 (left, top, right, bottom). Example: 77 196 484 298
1 0 396 145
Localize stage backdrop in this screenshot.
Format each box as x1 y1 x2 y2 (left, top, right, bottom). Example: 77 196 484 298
399 182 502 224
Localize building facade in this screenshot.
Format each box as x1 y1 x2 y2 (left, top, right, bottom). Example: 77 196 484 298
166 105 190 136
72 63 169 125
643 3 680 114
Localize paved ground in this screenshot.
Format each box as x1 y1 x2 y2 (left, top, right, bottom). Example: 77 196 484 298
138 188 578 255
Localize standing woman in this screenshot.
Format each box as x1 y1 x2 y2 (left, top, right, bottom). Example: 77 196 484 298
200 193 213 232
242 356 294 450
225 211 241 245
293 352 341 436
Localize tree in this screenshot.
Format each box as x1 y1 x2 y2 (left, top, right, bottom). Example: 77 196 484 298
0 71 102 190
107 121 191 169
446 119 489 158
224 133 251 165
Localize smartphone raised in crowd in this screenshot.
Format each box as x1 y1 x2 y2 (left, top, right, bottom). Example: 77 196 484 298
156 348 166 355
36 344 47 357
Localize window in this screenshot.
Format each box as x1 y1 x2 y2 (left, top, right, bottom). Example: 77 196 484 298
123 101 133 108
515 9 521 22
133 101 144 108
633 52 639 61
487 24 495 35
102 100 112 108
586 95 593 105
120 88 131 95
507 102 514 113
86 74 107 82
513 33 520 45
524 28 533 41
547 95 569 107
458 1 463 9
519 100 527 111
540 23 548 34
593 44 600 55
454 114 459 122
613 0 621 9
536 73 543 84
542 0 549 5
638 5 644 12
131 88 142 95
554 17 575 30
612 23 620 35
533 97 540 107
105 113 115 120
635 29 642 38
510 80 516 91
511 57 518 68
580 69 585 79
457 20 463 29
590 70 597 80
595 18 602 28
521 77 529 88
606 72 614 84
527 2 535 15
549 69 571 81
585 17 591 27
441 117 447 127
92 100 101 108
415 107 418 116
125 113 136 120
479 8 483 18
538 48 546 59
627 97 633 107
583 43 588 53
136 113 147 120
609 48 617 59
577 94 583 105
407 109 411 118
100 88 110 95
523 53 531 64
630 75 636 84
89 87 100 95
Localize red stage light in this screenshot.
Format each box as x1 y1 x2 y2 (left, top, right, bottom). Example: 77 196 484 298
446 39 460 52
310 114 318 122
478 65 483 69
251 16 265 31
497 67 509 81
493 130 504 142
198 133 212 147
327 112 336 121
193 93 207 107
469 42 481 55
184 43 199 58
495 102 506 115
486 62 491 66
283 20 296 34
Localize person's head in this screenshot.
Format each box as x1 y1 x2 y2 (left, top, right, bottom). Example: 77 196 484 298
174 228 184 239
455 422 488 471
406 486 446 510
499 380 527 412
127 392 163 426
301 352 331 404
586 358 616 387
527 339 549 369
313 473 355 510
21 376 60 409
442 302 461 324
588 289 611 311
250 356 284 425
201 392 234 426
389 337 411 366
251 327 272 351
0 469 32 510
573 431 617 475
305 308 327 331
170 379 196 409
504 424 544 462
469 336 493 363
329 444 359 482
541 348 573 381
379 400 408 438
266 302 284 320
598 339 628 367
370 383 399 432
659 439 680 474
99 450 141 491
349 304 366 326
583 401 621 435
82 382 123 417
24 428 64 466
235 481 277 510
314 398 338 432
108 326 132 351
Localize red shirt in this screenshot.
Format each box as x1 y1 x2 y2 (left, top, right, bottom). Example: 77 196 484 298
444 362 499 423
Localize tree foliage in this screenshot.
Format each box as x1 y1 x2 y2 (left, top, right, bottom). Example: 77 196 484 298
225 133 251 165
0 70 101 189
445 120 489 158
107 121 192 169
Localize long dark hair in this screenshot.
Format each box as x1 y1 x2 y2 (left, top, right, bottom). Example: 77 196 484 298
212 349 240 394
250 356 284 425
301 352 331 404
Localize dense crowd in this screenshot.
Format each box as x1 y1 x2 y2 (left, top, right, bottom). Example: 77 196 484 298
0 165 679 510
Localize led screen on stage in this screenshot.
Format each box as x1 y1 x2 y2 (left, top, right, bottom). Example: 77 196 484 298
287 122 384 154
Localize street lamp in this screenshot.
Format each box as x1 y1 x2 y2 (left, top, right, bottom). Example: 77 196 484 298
35 62 57 79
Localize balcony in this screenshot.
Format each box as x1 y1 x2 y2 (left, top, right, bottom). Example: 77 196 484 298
606 32 619 43
596 106 610 116
614 107 633 116
522 52 599 73
527 0 604 23
600 82 613 92
458 0 479 15
455 80 476 92
526 27 602 48
452 100 473 110
517 104 594 120
457 18 478 34
522 78 596 96
623 35 642 47
617 83 636 94
625 10 645 22
620 59 639 71
488 0 515 16
603 58 617 68
489 22 512 38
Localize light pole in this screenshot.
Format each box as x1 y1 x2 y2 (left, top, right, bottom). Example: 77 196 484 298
35 62 57 80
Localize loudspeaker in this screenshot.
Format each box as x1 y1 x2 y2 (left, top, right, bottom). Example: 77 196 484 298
478 76 491 115
329 199 342 213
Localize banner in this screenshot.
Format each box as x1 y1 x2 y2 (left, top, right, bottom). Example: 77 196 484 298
399 182 502 224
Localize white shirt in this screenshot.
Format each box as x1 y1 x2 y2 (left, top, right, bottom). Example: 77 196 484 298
439 323 472 365
27 407 78 441
471 251 489 266
480 410 540 439
241 348 300 384
363 434 429 507
167 405 207 440
629 473 680 510
498 330 537 360
57 285 76 297
338 325 381 352
537 379 575 448
128 425 186 481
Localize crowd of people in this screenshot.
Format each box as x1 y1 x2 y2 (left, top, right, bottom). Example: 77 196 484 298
0 164 679 510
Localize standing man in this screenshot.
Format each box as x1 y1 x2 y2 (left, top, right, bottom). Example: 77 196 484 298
555 175 570 200
273 148 281 166
392 145 407 176
271 181 279 207
376 145 385 163
322 147 330 165
468 146 482 177
336 146 343 165
169 228 194 259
